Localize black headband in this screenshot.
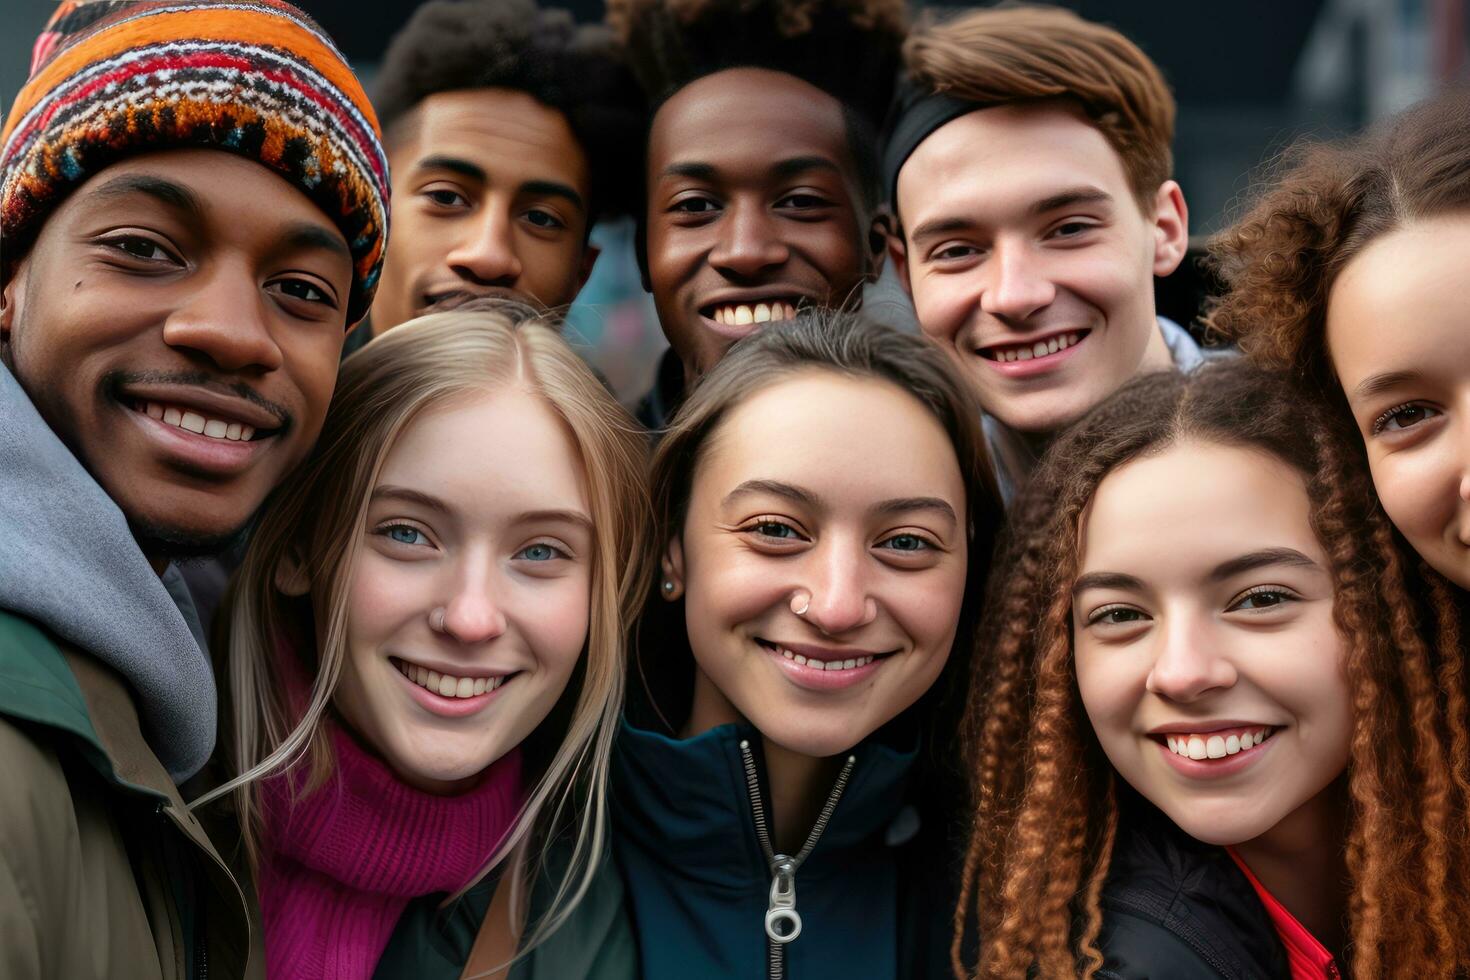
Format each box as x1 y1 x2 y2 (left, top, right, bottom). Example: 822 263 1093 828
880 78 981 213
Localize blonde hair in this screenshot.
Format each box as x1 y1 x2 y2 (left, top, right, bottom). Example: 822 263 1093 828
903 5 1176 207
194 306 651 958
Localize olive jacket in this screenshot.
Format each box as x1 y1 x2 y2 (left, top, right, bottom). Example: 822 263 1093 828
0 611 260 980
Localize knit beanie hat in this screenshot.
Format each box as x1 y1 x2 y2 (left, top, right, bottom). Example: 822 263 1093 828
1 0 389 324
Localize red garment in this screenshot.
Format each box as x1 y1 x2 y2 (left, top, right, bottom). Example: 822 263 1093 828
1226 848 1340 980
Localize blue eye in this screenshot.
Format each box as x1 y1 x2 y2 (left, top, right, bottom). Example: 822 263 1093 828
752 521 799 539
516 543 566 561
881 534 929 552
384 525 426 546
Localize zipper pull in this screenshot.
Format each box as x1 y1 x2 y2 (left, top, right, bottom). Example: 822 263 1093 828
765 855 802 944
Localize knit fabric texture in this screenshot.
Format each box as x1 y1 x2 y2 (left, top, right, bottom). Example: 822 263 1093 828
0 0 389 323
258 723 524 980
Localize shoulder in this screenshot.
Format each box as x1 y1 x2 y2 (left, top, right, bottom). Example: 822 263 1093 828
1096 807 1288 980
516 840 636 980
0 611 96 740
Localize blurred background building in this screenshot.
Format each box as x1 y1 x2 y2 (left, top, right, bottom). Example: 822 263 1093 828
5 0 1467 401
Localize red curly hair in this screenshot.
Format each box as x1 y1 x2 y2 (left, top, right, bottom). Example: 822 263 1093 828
954 361 1470 979
1207 86 1470 396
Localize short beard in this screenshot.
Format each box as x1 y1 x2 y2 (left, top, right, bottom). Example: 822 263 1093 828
129 516 252 564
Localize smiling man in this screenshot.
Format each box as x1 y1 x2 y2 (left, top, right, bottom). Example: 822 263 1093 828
608 0 906 426
0 1 387 975
886 7 1204 501
357 0 643 349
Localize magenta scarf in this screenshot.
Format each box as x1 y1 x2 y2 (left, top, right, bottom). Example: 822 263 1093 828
256 715 522 980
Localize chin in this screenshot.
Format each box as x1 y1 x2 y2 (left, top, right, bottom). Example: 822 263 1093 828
761 719 869 760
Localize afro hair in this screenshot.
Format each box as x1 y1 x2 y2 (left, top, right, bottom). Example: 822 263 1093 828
374 0 647 220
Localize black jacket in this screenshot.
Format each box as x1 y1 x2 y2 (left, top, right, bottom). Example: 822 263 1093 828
1096 801 1291 980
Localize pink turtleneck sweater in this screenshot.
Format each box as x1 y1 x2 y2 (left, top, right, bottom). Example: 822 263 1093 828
256 723 522 980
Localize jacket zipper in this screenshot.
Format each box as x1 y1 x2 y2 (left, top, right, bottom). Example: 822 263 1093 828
739 739 857 980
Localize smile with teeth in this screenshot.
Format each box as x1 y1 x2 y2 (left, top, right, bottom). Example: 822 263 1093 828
982 330 1086 362
1161 726 1277 760
393 657 510 698
761 640 879 671
708 300 799 326
134 400 258 442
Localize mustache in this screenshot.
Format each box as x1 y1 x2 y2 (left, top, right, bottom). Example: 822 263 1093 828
104 369 293 431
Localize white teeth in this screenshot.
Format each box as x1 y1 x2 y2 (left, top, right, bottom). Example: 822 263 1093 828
396 659 504 699
714 301 797 325
1165 728 1275 759
1032 341 1049 357
715 307 727 325
734 305 754 325
1016 348 1033 361
140 401 257 441
754 303 771 323
1046 338 1060 354
773 644 875 670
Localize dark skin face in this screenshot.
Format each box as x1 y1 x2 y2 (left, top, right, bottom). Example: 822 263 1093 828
0 150 351 566
372 88 598 334
644 67 880 381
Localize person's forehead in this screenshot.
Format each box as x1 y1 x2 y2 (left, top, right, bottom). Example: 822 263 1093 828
397 88 589 186
898 103 1132 222
649 68 853 176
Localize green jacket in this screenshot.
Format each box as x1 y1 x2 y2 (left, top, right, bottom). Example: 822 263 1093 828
0 610 260 980
374 840 636 979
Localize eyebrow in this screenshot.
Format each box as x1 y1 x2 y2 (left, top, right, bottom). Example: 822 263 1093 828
520 179 586 214
1207 547 1320 582
517 508 593 530
91 174 203 216
1072 548 1321 596
1354 369 1422 400
660 156 843 184
908 187 1114 247
279 222 350 259
723 481 957 523
416 155 486 182
1028 186 1112 217
372 485 449 512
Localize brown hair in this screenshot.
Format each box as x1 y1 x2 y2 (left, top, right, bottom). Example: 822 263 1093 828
633 312 1001 792
902 4 1176 208
1207 86 1470 395
955 360 1470 978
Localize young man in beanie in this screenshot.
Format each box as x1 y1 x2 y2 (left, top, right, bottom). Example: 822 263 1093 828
607 0 905 427
356 0 643 351
0 2 388 975
884 6 1198 501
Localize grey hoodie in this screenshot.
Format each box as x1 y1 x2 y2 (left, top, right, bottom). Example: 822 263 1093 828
0 360 215 781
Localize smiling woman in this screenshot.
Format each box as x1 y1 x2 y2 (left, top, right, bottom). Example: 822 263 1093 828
193 305 651 979
958 361 1470 980
614 313 1002 980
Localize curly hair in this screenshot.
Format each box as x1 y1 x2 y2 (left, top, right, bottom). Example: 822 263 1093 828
373 0 646 220
954 361 1470 979
902 5 1176 208
1207 86 1470 395
605 0 907 210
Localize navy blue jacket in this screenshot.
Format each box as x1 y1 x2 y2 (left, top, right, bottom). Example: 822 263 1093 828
610 718 955 980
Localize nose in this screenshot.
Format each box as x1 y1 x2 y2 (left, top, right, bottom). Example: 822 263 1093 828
436 557 508 645
799 540 879 636
1144 614 1236 703
444 209 522 287
708 201 789 280
161 262 283 372
979 239 1056 323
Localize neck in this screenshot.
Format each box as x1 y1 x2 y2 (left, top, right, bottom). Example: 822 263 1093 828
1139 313 1173 373
1231 778 1349 954
683 665 844 853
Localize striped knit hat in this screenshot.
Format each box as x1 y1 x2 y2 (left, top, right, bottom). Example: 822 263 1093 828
1 0 389 324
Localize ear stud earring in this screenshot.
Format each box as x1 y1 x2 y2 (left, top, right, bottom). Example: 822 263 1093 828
662 580 675 593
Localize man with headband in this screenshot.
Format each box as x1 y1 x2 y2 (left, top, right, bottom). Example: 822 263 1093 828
884 6 1201 501
0 2 387 974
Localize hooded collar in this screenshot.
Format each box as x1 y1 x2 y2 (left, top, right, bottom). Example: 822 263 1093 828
0 360 216 780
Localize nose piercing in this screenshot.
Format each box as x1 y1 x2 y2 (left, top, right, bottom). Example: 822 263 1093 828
429 607 447 633
790 591 811 616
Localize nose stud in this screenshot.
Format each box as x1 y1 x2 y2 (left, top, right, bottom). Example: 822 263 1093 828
790 591 811 616
429 607 447 633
